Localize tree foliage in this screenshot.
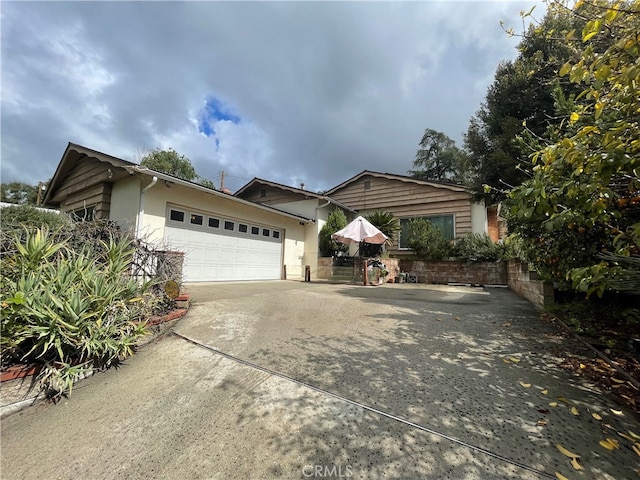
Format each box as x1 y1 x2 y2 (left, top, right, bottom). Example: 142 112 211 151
140 148 214 188
507 0 640 296
1 182 39 205
405 218 451 261
409 129 472 184
464 2 599 201
319 209 349 257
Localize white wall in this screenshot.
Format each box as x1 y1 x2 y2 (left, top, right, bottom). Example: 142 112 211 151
471 201 488 236
109 177 141 234
271 198 320 219
142 182 306 278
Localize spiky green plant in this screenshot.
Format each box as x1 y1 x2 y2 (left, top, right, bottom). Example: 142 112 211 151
1 228 152 400
364 210 400 246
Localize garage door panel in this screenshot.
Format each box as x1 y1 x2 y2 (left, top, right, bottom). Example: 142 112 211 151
164 206 282 282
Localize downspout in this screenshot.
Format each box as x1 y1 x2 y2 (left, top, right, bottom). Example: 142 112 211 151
136 176 158 238
314 199 331 222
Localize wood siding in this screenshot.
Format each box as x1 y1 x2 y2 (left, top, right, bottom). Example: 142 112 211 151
54 157 115 219
238 184 310 205
62 182 112 219
50 157 115 204
330 174 473 254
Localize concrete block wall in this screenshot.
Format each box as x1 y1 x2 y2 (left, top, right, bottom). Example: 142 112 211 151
506 260 554 308
315 257 400 282
399 260 508 286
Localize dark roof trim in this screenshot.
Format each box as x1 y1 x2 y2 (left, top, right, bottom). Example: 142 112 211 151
235 177 355 213
325 170 469 195
44 143 314 223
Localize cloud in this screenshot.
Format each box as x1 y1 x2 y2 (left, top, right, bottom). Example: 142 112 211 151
1 1 540 193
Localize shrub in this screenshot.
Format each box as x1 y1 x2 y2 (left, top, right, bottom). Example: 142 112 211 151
406 218 451 260
319 209 349 257
1 227 154 400
0 204 70 232
453 233 507 262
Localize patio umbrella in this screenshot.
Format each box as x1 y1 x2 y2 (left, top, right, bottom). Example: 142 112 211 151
331 216 388 245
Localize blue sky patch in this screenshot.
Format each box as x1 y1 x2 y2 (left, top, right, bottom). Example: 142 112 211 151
197 96 241 138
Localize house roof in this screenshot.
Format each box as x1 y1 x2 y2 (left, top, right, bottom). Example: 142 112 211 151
235 177 355 213
44 143 314 222
325 170 469 195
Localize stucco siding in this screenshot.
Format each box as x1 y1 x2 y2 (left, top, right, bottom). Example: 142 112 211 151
271 199 320 219
110 177 141 234
471 202 488 236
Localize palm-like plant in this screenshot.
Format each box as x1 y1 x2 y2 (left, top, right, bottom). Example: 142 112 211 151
365 210 400 246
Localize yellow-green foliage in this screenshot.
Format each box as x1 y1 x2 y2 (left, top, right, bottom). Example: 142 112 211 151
1 227 151 399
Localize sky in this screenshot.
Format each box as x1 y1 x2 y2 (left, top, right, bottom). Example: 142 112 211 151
1 1 542 194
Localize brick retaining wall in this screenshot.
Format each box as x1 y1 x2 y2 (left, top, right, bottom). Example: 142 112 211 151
399 260 508 286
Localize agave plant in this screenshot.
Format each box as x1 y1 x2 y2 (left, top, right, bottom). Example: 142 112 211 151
364 210 400 246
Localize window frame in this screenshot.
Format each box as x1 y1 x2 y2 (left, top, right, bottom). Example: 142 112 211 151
398 214 455 249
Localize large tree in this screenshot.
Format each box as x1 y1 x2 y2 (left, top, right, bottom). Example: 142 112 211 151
140 148 215 188
0 182 38 205
507 0 640 296
409 129 472 185
464 1 598 202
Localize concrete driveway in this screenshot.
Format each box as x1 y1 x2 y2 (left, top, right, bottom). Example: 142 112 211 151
1 281 639 479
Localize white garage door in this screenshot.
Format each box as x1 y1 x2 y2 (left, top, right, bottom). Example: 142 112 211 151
164 205 283 282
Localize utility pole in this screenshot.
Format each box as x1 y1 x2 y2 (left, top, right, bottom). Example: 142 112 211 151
36 182 46 206
219 170 225 191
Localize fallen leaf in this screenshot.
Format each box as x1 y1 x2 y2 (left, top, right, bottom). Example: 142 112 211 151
436 318 442 321
629 431 640 440
502 322 511 327
612 378 625 384
632 443 640 457
599 438 619 450
503 358 511 364
538 409 550 414
537 419 548 426
455 316 461 321
520 382 532 388
612 384 622 389
570 406 580 416
570 457 583 471
555 473 570 480
556 444 580 459
617 431 635 442
592 412 603 421
558 396 573 405
541 389 549 395
579 363 586 369
610 409 624 416
549 402 558 407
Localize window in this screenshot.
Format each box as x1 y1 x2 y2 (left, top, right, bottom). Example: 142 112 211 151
170 209 185 222
272 231 280 239
399 215 455 248
364 180 371 190
71 206 95 222
190 213 203 225
239 224 248 233
260 189 266 198
262 228 270 237
224 220 235 231
208 217 220 228
251 226 260 235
